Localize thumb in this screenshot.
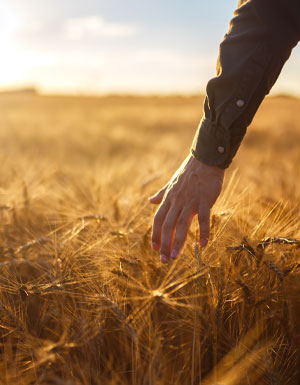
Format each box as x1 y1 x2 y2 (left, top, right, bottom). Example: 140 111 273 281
148 186 167 204
198 202 210 247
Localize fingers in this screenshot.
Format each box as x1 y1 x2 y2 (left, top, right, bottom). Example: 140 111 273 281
171 208 194 260
160 206 181 263
149 186 167 205
152 200 211 265
198 203 210 247
151 200 170 252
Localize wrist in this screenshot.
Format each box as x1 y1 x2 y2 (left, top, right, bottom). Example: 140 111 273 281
189 153 225 177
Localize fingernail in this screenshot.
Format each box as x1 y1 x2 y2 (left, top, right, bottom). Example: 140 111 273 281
160 255 169 264
200 239 208 247
171 249 178 259
152 242 159 250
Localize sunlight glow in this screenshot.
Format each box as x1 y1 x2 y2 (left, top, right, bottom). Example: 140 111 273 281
0 2 298 94
0 4 22 86
0 4 57 89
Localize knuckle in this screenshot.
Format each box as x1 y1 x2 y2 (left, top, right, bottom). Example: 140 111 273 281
200 221 209 229
173 237 184 249
174 226 187 245
200 225 209 236
201 230 209 238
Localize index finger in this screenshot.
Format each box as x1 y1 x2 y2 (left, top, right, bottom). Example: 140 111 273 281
198 203 210 247
151 200 170 250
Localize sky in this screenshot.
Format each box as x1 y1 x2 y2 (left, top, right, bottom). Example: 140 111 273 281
0 0 299 95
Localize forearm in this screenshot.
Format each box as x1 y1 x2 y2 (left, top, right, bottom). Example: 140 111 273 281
192 0 300 169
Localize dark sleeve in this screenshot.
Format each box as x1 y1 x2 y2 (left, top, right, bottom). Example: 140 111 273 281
191 0 300 169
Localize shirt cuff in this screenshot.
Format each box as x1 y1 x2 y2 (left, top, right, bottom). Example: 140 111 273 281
191 116 232 169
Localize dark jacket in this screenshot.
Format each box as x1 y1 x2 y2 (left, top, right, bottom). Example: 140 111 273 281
191 0 300 169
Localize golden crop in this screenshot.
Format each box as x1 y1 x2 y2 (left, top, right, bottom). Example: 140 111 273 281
0 93 299 384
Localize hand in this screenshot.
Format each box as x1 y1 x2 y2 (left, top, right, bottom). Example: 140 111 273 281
149 154 224 263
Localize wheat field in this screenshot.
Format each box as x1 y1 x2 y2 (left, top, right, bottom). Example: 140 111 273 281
0 92 299 385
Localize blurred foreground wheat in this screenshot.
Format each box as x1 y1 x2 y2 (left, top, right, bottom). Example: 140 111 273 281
0 93 299 384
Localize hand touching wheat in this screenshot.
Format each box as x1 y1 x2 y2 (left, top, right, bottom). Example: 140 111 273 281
149 155 224 263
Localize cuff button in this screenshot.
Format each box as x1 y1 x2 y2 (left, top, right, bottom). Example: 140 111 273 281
217 146 225 154
236 99 245 108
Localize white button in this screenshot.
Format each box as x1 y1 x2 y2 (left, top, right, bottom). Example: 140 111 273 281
236 99 245 108
218 146 225 154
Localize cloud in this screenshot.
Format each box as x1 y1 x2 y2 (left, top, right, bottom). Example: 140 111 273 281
64 16 137 40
